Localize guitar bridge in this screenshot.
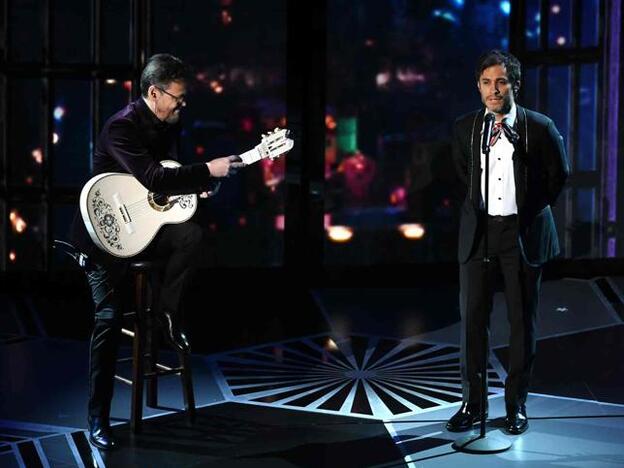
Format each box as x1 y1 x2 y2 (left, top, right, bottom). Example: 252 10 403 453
113 193 135 234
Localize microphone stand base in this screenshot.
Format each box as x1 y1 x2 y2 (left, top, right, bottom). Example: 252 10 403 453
452 432 512 454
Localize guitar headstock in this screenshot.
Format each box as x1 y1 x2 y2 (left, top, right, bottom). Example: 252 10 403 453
257 128 294 161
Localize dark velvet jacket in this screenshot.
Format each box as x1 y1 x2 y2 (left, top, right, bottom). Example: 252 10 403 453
71 98 216 259
452 105 570 266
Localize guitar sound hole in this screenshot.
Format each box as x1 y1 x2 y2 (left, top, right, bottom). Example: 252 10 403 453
148 192 173 212
152 193 169 207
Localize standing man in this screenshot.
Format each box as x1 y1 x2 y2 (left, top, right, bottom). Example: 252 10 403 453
447 50 569 435
72 53 245 449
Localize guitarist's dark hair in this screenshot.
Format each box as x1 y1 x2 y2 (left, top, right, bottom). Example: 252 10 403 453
140 53 190 97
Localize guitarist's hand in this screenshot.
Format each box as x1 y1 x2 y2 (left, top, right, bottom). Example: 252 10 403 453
199 182 221 198
206 155 246 177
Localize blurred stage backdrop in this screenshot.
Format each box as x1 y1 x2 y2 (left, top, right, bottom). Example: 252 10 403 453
0 0 621 354
2 0 620 274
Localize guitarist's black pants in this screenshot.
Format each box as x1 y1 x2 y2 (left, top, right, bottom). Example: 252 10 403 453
85 222 203 420
459 215 542 412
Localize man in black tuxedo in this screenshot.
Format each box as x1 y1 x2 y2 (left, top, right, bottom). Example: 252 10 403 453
446 50 569 435
71 54 244 449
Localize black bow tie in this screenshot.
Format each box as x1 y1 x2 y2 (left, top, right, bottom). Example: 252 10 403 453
490 121 520 146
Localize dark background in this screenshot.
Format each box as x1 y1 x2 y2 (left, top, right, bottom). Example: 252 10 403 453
1 0 623 350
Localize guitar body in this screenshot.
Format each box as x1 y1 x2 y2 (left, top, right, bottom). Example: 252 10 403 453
80 160 197 258
80 128 293 258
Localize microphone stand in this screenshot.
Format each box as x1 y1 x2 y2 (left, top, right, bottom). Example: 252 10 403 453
452 114 512 454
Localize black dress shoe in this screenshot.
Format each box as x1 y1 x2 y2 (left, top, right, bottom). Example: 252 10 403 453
158 311 190 354
505 405 528 435
88 417 116 450
446 402 488 432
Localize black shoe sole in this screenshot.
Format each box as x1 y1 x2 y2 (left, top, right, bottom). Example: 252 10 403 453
446 424 473 432
506 423 528 435
446 418 487 432
88 435 116 450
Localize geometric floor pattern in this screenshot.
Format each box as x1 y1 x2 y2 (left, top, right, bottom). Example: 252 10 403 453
0 420 103 468
210 333 505 421
4 278 623 466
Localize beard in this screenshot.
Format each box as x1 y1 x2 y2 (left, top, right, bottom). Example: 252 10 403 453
165 109 181 124
485 93 513 115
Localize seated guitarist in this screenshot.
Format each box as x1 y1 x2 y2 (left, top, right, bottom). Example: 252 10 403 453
70 53 245 449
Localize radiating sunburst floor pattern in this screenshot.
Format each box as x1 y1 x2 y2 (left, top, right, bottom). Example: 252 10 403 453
211 334 505 420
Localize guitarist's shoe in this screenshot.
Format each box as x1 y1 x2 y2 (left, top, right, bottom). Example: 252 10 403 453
88 416 116 450
158 311 190 354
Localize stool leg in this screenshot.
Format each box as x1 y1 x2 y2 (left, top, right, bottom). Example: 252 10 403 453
146 271 160 408
179 352 196 423
131 272 146 433
146 322 159 408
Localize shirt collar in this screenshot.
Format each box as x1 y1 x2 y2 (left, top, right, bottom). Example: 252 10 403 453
137 97 169 131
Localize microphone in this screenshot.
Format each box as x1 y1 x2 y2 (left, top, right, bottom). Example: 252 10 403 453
482 113 496 154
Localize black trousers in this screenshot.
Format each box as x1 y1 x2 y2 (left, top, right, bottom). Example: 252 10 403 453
459 215 542 411
85 222 203 420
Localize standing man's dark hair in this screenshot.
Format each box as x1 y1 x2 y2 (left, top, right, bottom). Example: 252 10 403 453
475 49 522 96
448 49 569 436
140 53 190 97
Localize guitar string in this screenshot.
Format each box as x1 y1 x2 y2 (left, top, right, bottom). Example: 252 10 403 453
120 193 183 211
118 143 284 215
126 199 183 217
101 141 290 219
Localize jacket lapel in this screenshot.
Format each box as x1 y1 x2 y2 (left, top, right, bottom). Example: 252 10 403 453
471 109 485 205
513 105 528 156
513 105 528 210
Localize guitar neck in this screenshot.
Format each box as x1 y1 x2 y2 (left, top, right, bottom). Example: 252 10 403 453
239 147 261 165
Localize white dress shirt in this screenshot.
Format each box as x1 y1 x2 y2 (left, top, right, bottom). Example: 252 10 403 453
480 103 518 216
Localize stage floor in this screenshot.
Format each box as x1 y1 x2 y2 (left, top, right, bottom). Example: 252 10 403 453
2 277 624 467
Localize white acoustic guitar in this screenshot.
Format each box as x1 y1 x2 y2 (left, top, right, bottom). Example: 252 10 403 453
80 128 293 258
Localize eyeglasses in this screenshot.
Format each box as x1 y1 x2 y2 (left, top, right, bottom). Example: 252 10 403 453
156 86 186 106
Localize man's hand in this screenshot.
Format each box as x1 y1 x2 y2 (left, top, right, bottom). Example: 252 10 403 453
206 155 246 178
199 182 221 199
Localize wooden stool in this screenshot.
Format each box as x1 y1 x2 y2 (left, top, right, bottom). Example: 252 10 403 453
53 241 196 433
115 260 196 433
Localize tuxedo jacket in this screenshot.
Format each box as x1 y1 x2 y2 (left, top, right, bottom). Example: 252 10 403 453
452 106 570 266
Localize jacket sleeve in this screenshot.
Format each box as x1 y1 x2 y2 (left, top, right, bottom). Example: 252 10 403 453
542 119 570 206
105 119 214 194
